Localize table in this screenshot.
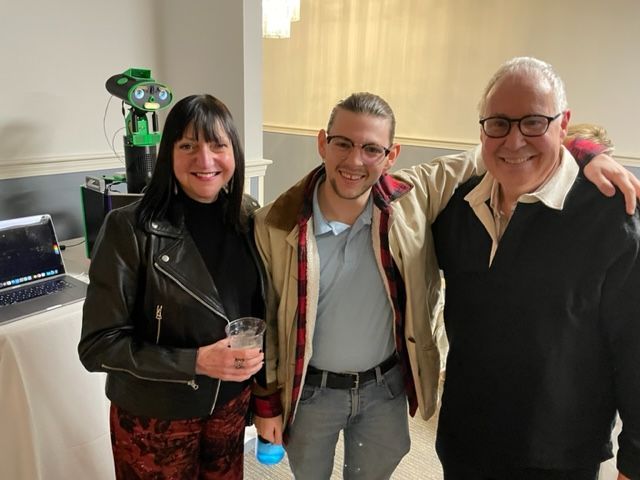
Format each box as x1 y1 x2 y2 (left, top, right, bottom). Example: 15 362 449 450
0 242 258 480
0 244 115 480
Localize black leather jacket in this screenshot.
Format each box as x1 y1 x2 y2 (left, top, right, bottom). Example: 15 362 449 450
78 196 266 419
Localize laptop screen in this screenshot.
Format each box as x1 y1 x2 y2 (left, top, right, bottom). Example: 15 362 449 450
0 215 66 291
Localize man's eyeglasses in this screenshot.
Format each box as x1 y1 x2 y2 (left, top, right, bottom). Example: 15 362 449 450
326 135 391 165
479 113 562 138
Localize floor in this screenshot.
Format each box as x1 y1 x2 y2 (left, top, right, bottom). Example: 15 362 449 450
244 411 442 479
243 412 622 479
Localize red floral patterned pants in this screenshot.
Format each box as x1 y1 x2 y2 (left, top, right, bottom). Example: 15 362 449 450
110 387 250 479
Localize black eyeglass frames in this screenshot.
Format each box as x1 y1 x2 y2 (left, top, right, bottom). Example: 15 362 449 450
479 113 562 138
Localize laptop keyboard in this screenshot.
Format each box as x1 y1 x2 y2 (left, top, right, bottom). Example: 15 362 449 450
0 279 72 307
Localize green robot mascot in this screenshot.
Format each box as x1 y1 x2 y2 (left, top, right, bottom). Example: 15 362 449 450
105 68 173 193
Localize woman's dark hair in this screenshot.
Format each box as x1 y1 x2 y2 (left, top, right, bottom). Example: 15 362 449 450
136 94 246 230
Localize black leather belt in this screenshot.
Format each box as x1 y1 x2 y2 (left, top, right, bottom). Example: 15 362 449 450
305 354 398 389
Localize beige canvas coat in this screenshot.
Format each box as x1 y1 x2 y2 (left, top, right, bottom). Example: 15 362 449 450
253 147 482 426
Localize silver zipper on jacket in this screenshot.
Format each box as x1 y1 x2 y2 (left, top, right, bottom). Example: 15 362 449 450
155 304 163 344
154 261 229 321
154 260 227 413
210 379 222 414
102 364 199 390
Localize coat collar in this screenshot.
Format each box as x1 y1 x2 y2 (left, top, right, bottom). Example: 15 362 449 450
265 165 413 232
145 201 186 238
145 193 259 238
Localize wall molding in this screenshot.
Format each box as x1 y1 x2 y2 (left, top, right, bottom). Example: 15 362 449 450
0 153 274 181
0 152 125 180
2 130 638 181
264 124 475 151
613 154 640 167
264 124 640 167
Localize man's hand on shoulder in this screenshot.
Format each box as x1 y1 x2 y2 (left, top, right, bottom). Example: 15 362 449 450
584 153 640 214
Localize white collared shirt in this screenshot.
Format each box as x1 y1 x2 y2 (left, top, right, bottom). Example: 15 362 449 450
464 146 579 266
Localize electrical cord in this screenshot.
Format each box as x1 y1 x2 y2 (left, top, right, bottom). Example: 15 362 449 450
59 239 86 251
110 127 125 162
103 95 125 164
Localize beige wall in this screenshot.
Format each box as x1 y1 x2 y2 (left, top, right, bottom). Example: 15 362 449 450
264 0 640 163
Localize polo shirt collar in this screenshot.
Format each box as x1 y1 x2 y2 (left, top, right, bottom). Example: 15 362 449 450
465 146 579 211
312 175 372 236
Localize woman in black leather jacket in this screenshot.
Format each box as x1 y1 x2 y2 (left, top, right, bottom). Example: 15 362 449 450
78 94 266 479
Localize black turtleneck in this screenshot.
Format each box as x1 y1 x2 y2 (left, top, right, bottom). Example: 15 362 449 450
181 192 260 322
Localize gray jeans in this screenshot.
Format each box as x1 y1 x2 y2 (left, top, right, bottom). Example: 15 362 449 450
285 363 411 480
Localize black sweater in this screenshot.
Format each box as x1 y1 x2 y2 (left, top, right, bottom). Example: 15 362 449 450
182 193 261 322
182 193 262 407
432 174 640 478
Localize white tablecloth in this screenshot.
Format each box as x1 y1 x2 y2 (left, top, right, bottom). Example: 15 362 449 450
0 300 115 480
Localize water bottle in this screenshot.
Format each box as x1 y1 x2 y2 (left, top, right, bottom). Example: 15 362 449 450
256 435 285 465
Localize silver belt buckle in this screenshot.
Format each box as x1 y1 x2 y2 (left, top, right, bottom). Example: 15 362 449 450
352 372 360 389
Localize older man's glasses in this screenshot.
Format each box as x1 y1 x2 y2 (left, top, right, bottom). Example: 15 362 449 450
326 135 391 165
479 113 562 138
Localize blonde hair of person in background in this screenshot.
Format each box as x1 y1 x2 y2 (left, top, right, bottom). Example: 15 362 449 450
566 123 615 156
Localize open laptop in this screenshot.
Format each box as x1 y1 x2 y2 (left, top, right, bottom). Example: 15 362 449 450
0 214 88 326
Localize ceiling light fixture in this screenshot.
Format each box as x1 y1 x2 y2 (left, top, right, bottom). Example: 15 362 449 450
262 0 300 38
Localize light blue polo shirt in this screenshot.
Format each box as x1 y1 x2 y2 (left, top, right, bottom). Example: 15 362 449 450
309 178 396 372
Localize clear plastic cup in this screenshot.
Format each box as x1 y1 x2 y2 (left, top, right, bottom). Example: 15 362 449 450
225 317 266 349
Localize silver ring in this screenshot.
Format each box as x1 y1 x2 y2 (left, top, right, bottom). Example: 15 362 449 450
234 358 244 369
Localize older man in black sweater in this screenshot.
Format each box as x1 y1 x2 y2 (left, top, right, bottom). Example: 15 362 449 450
433 57 640 480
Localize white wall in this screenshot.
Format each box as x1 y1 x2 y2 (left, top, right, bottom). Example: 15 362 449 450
154 0 263 164
0 0 162 176
0 0 263 180
0 0 263 238
263 0 640 163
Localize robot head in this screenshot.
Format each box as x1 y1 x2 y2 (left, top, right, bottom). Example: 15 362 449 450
105 68 172 111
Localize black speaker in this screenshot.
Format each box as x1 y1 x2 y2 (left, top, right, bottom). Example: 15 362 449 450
80 186 143 258
124 141 157 194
